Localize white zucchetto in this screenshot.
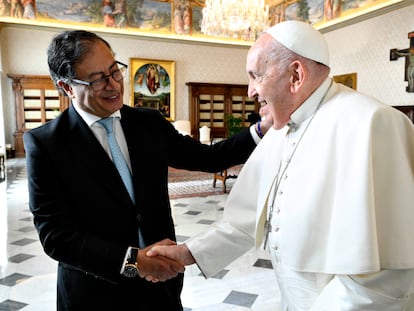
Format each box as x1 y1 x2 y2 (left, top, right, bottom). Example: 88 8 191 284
266 20 330 67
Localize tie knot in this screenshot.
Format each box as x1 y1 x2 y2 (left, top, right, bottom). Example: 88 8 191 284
98 117 114 134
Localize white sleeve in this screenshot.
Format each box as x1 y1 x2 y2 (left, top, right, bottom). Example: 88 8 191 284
185 222 254 278
249 125 262 144
310 269 414 310
185 130 278 278
184 136 267 278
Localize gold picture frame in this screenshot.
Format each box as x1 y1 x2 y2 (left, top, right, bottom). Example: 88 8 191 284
333 72 357 90
130 58 175 121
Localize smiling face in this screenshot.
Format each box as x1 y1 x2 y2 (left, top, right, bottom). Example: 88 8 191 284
246 33 330 130
62 40 125 118
246 34 295 129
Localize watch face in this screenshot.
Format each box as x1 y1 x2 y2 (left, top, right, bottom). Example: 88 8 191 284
123 264 138 278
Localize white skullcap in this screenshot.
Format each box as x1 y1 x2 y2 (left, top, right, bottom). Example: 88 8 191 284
266 20 330 67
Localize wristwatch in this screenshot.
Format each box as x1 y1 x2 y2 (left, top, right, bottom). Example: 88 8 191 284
121 247 139 278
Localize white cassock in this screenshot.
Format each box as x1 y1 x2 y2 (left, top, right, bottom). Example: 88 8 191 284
185 78 414 310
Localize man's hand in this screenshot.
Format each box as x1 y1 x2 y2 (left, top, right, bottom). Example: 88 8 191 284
259 104 272 124
256 104 273 137
146 243 195 267
136 239 185 283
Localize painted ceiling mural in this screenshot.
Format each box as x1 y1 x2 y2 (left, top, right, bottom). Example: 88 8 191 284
0 0 402 42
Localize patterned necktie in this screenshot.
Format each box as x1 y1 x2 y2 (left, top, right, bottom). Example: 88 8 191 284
98 117 135 204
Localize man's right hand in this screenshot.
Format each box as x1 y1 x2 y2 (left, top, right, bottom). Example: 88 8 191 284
136 239 185 282
143 243 195 283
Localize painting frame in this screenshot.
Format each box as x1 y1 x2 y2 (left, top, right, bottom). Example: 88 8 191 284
315 0 407 33
130 58 175 121
333 72 357 90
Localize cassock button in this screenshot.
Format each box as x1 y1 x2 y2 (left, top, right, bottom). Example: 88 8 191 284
274 227 280 232
136 214 142 223
273 245 279 251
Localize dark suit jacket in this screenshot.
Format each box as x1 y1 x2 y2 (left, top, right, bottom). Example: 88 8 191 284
23 104 256 310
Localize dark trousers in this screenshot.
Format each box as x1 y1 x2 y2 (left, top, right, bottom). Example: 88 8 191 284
57 263 183 310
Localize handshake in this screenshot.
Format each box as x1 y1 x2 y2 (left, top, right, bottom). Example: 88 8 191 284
134 238 194 282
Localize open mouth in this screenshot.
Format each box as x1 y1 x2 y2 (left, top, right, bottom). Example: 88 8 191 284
259 100 267 107
103 93 120 101
106 94 118 100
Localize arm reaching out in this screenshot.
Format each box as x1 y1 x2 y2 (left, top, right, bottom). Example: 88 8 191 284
146 243 195 266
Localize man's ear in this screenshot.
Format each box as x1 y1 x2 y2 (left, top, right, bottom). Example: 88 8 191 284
289 61 305 93
57 80 74 98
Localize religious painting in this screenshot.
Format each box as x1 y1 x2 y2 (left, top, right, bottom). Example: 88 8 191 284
130 58 175 121
0 0 408 45
31 0 171 31
333 72 357 90
0 0 36 19
267 0 406 32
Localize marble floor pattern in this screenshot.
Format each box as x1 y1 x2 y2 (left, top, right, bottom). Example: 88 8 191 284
0 158 280 311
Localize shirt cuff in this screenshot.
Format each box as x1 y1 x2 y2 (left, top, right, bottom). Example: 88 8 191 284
249 125 261 144
119 247 131 274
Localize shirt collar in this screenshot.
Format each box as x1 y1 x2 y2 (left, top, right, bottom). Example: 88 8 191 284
72 103 121 127
289 77 332 128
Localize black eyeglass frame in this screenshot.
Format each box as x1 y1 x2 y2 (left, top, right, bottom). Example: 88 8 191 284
71 61 128 91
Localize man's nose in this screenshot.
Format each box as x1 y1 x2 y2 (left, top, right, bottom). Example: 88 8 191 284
247 84 257 99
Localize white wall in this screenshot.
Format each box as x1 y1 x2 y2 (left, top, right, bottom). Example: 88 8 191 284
0 25 250 145
325 4 414 106
1 4 414 148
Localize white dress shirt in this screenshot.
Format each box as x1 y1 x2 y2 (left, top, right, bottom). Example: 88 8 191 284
72 104 132 170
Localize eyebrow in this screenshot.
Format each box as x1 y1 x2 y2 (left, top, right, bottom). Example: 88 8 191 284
85 61 118 80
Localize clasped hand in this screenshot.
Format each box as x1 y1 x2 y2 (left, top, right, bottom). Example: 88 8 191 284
139 241 195 283
136 239 185 282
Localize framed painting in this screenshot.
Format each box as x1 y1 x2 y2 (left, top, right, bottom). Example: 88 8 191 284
130 58 175 121
268 0 407 33
333 72 357 90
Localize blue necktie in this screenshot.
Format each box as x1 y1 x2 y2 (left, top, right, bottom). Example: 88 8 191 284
98 117 135 204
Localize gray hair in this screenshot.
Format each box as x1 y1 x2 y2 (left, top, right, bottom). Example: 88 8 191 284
47 30 113 90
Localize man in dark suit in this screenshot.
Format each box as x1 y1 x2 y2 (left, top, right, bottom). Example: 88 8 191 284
23 30 270 310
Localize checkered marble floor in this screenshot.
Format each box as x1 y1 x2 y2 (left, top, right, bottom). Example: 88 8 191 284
0 158 280 310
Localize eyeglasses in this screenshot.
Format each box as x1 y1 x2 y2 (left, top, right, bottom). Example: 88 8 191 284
72 61 128 91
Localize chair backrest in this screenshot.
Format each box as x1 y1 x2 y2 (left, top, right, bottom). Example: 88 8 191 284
199 125 211 145
173 120 192 136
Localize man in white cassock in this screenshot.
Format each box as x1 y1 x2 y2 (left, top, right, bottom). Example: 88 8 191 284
148 20 414 310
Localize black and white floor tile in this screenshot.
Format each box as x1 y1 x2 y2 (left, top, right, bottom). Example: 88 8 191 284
0 158 280 310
